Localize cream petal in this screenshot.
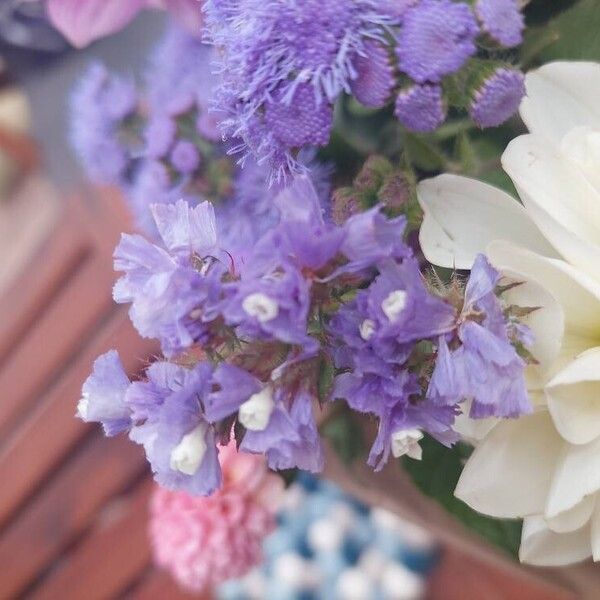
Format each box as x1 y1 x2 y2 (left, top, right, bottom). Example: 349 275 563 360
591 499 600 560
455 412 563 519
500 270 564 370
520 62 600 145
417 174 556 270
546 347 600 445
487 241 600 337
453 404 497 445
546 495 595 534
547 436 600 518
502 135 600 280
520 516 592 566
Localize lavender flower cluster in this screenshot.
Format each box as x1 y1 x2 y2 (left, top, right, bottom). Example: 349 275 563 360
78 175 532 496
70 23 331 244
204 0 526 179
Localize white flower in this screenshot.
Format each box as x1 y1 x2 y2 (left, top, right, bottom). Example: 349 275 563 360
238 387 275 431
170 424 208 475
418 61 600 566
242 292 279 322
390 429 424 460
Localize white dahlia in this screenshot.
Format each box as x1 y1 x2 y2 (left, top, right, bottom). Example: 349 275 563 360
417 61 600 566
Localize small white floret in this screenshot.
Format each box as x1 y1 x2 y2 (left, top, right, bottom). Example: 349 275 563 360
238 387 275 431
242 292 279 322
381 290 408 322
359 318 376 341
170 424 208 475
390 428 424 460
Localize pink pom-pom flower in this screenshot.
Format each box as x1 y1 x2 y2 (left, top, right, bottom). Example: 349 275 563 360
149 442 284 592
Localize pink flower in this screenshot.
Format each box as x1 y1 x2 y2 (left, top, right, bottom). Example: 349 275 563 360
46 0 203 48
149 442 284 592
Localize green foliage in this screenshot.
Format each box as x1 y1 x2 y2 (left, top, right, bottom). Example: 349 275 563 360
321 408 366 466
403 435 522 558
523 0 600 64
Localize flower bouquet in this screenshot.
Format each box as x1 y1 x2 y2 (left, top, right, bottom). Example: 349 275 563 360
59 0 600 594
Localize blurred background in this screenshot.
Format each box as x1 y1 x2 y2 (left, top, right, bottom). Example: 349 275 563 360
0 4 579 599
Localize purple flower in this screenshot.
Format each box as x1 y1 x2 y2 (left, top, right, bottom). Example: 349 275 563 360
113 200 225 356
170 140 201 175
349 40 395 109
77 350 131 436
144 115 177 159
397 0 479 83
368 402 457 470
428 254 531 419
341 207 411 273
475 0 524 48
364 259 456 344
394 83 446 132
222 260 312 349
204 0 394 177
264 84 333 150
145 22 216 119
241 389 324 473
469 67 525 128
70 62 137 184
128 361 222 496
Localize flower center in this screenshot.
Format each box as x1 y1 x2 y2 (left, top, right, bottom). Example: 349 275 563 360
381 290 408 322
242 292 279 322
170 424 208 475
239 387 275 431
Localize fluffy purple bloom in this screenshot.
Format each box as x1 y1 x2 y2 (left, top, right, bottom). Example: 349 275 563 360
349 40 395 109
128 361 222 496
241 389 324 473
204 0 394 177
475 0 524 48
113 200 225 357
146 22 217 120
70 62 137 183
144 115 177 159
428 254 531 419
397 0 479 83
394 84 446 132
469 68 525 128
264 84 333 150
77 350 131 436
170 140 201 174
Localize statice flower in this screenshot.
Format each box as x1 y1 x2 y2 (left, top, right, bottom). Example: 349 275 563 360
428 254 531 419
394 83 446 133
204 0 394 177
77 350 131 436
128 360 223 496
475 0 524 48
469 67 526 128
113 199 225 357
396 0 479 83
70 62 137 183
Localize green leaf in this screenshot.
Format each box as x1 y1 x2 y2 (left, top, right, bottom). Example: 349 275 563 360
522 0 600 64
403 435 522 558
404 133 447 172
317 354 335 403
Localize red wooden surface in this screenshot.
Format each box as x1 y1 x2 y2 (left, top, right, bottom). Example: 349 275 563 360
0 185 185 599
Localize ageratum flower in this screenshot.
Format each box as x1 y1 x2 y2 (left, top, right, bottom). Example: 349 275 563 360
418 62 600 565
204 0 395 177
396 0 479 83
394 83 446 133
469 67 525 128
70 62 137 183
475 0 524 48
